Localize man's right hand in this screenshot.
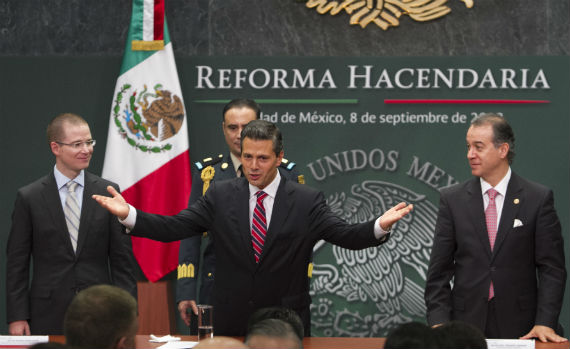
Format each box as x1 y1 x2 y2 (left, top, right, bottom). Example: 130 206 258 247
92 186 130 220
178 300 199 327
9 321 30 335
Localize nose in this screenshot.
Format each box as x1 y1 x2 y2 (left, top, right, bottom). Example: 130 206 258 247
467 148 474 159
250 158 258 169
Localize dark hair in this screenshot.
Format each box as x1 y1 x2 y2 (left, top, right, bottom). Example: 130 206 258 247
247 307 304 340
384 322 439 349
29 343 69 349
245 318 303 349
64 285 138 349
222 99 261 121
470 113 515 164
434 321 487 349
240 120 283 156
46 113 88 145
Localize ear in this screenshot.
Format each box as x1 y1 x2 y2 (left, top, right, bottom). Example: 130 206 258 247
50 142 60 156
498 142 509 159
276 151 284 165
115 336 128 349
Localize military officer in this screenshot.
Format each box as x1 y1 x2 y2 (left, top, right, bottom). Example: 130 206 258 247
177 99 302 332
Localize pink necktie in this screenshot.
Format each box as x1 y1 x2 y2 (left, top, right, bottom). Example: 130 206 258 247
485 188 498 299
251 191 268 263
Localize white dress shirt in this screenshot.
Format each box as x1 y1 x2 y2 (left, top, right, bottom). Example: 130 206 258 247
54 165 85 212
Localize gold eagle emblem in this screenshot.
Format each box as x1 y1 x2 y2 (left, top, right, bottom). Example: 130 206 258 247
305 0 474 30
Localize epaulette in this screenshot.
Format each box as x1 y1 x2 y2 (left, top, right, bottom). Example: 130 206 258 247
194 154 224 171
279 158 296 171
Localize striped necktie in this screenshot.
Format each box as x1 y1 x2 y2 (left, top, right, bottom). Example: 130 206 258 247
64 181 80 253
251 191 268 263
485 188 498 299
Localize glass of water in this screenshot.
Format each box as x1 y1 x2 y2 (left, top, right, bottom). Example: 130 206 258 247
197 305 214 340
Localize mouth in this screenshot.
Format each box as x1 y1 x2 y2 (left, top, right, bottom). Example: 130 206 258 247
249 173 260 181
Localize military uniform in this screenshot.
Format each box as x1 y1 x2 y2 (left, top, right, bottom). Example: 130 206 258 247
177 153 302 330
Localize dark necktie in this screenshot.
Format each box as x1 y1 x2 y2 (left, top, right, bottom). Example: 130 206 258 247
251 191 268 263
485 188 498 299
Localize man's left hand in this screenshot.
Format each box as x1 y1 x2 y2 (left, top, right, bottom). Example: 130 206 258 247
379 202 413 231
520 325 568 343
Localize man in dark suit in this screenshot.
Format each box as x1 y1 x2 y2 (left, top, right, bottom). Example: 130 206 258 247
425 113 567 342
177 99 301 331
94 120 413 336
6 113 137 335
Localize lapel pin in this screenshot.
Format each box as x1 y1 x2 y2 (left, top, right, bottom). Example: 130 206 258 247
221 163 228 170
514 198 520 204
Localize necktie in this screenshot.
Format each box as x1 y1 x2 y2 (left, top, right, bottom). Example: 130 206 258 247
485 188 498 299
64 181 80 253
251 191 268 263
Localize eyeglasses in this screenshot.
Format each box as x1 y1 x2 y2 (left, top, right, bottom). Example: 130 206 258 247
55 140 96 149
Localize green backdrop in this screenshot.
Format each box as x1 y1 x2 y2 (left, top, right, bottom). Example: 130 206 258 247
1 56 568 336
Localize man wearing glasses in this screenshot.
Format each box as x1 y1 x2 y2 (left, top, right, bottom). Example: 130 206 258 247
6 113 137 335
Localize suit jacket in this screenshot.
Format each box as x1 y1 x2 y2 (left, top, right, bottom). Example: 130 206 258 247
177 154 300 307
425 172 566 338
134 176 386 336
6 171 137 334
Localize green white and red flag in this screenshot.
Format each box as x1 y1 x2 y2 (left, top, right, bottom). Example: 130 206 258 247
102 0 191 282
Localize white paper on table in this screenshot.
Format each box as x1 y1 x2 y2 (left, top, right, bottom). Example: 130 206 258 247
486 339 535 349
149 334 181 343
0 335 50 347
157 341 198 349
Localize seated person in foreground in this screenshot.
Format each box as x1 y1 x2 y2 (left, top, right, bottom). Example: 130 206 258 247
245 318 303 349
64 285 138 349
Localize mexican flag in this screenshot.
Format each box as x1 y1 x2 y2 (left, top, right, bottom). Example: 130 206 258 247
102 0 191 282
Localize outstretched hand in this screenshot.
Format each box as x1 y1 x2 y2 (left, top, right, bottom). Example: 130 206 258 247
92 186 130 220
379 202 414 231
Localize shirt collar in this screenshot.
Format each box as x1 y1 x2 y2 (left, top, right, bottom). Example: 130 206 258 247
480 167 511 197
249 170 281 199
54 165 85 190
230 152 241 175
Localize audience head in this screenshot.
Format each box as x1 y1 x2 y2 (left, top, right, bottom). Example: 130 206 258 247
434 321 488 349
384 322 438 349
64 285 138 349
245 318 303 349
194 336 248 349
29 343 69 349
247 306 304 340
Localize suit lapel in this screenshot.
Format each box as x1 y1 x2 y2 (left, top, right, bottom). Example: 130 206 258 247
233 178 257 268
259 178 293 264
492 173 523 259
41 172 76 255
466 178 493 258
75 172 96 256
